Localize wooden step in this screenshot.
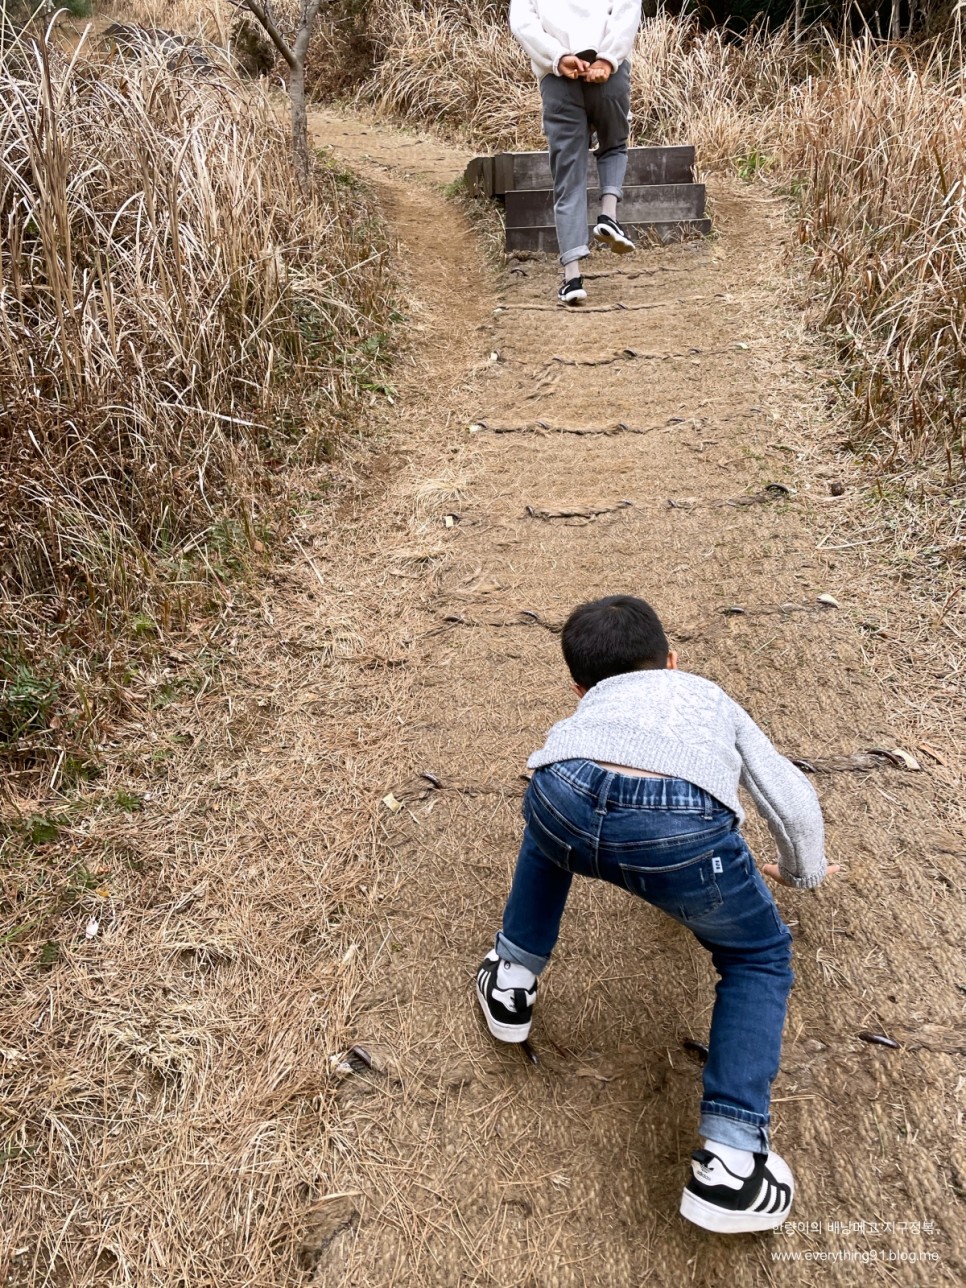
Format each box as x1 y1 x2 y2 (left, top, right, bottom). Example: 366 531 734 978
505 184 706 228
464 155 497 199
491 146 695 194
505 220 712 253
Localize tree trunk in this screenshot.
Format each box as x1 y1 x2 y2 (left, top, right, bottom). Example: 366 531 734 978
288 61 309 191
236 0 322 186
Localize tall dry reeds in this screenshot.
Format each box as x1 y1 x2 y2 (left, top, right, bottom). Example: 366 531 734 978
785 38 966 480
0 29 391 775
350 5 966 495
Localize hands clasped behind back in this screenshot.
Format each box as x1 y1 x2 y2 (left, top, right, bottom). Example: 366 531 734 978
557 55 613 83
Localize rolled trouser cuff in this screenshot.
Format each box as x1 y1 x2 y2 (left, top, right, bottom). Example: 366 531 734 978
495 931 549 976
699 1105 770 1154
599 187 623 199
559 243 590 267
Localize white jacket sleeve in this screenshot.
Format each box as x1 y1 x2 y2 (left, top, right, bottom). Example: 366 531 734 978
732 703 828 889
510 0 569 76
597 0 643 73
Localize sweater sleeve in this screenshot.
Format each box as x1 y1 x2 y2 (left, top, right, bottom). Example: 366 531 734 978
732 702 827 889
596 0 642 73
509 0 570 76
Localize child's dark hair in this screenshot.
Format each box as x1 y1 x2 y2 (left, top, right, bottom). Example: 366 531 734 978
561 595 668 689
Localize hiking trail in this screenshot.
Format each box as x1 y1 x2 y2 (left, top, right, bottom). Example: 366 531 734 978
290 110 964 1285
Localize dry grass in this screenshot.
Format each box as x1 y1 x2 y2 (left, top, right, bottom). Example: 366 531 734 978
347 5 966 506
0 25 394 779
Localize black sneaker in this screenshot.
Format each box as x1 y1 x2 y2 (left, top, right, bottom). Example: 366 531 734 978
475 951 536 1042
680 1147 794 1234
558 276 587 305
593 213 635 254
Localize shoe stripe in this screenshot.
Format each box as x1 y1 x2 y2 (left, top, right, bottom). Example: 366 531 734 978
752 1177 791 1214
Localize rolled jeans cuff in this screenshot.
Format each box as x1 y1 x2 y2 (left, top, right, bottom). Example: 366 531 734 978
599 187 622 199
495 930 549 976
700 1102 770 1154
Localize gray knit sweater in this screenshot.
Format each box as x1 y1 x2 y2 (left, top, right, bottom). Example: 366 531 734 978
527 669 827 889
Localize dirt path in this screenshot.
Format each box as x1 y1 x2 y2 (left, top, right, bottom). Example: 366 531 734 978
32 107 960 1288
295 111 965 1286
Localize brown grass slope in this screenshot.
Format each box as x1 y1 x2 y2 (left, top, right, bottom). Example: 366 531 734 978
0 30 392 778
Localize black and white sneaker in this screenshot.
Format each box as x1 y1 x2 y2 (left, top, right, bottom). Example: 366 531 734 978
680 1147 794 1234
593 213 635 254
475 951 536 1042
558 276 587 305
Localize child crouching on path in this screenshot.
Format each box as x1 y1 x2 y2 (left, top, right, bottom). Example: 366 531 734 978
475 595 838 1234
509 0 642 305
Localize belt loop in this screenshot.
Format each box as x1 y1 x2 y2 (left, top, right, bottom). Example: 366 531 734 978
702 787 713 821
595 770 614 816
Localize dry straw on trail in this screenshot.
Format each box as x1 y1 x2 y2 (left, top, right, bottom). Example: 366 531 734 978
0 27 392 775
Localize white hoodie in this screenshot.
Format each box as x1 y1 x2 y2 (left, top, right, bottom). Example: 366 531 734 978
509 0 642 80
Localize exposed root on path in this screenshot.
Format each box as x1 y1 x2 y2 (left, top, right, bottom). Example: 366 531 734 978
525 499 634 522
550 343 746 366
470 418 674 437
496 295 712 313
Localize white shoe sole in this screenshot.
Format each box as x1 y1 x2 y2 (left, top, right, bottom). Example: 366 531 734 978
475 980 532 1043
593 225 635 254
679 1186 792 1234
558 290 587 305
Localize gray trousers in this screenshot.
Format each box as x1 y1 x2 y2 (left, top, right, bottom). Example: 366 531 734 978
539 61 631 265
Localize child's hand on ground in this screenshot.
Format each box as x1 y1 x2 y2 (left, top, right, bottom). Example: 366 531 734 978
583 59 613 84
763 862 841 887
558 54 590 79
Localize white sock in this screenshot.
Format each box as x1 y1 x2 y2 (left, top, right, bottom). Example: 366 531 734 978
601 194 619 220
498 960 536 989
563 260 581 282
703 1140 755 1176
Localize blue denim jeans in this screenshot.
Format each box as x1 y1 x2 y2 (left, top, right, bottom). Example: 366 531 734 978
496 760 794 1153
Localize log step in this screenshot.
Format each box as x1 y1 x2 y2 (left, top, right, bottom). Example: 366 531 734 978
491 146 695 194
505 184 706 228
505 220 712 253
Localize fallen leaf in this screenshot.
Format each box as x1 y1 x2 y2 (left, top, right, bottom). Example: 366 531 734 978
681 1038 710 1064
857 1031 900 1049
916 742 948 766
816 593 840 607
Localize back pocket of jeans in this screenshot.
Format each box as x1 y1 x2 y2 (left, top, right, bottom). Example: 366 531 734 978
526 805 574 872
617 849 722 922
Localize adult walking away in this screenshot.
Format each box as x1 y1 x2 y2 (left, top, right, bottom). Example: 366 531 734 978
509 0 642 305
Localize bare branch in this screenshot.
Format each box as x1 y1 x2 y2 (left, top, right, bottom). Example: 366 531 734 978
237 0 296 69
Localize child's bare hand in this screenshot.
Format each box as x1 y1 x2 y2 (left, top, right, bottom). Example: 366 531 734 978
763 863 841 887
559 54 589 79
583 59 613 84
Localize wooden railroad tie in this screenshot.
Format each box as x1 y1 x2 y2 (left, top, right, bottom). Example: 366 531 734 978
464 146 711 253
